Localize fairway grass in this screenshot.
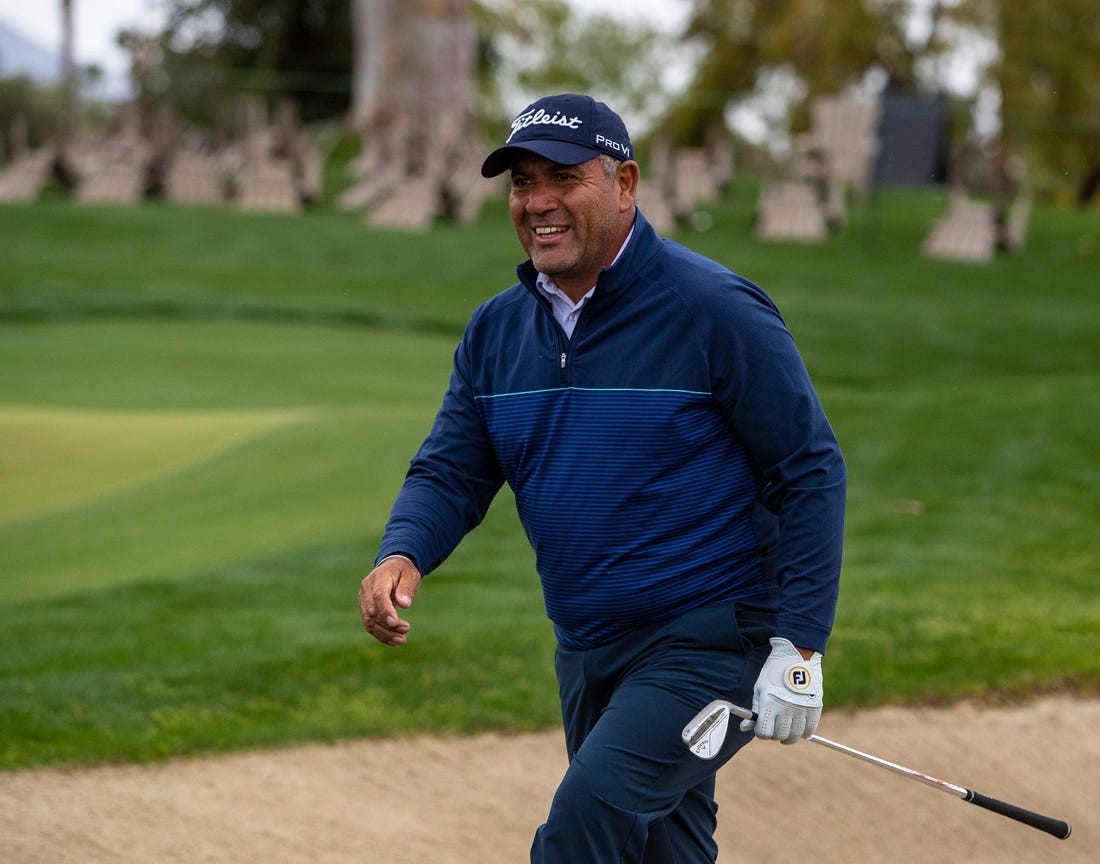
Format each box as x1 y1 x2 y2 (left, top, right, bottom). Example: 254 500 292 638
0 405 309 525
0 191 1097 768
0 318 456 604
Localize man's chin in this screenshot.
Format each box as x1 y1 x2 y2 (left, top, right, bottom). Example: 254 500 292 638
530 253 575 278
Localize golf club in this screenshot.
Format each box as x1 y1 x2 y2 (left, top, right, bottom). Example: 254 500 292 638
681 699 1072 840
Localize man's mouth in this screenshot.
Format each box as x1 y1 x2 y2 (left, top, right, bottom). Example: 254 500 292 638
534 226 568 238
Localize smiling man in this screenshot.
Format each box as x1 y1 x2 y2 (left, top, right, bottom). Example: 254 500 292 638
359 94 847 863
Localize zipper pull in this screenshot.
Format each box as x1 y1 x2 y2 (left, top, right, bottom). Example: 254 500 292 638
560 352 567 369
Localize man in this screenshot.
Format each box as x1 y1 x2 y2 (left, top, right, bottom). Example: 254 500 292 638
359 93 846 863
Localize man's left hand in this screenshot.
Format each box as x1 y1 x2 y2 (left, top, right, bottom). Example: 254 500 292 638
739 637 823 744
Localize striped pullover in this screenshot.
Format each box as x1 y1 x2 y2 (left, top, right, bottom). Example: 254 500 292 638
377 210 846 652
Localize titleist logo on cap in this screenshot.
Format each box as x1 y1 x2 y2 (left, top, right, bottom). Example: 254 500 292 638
507 108 584 142
480 94 634 177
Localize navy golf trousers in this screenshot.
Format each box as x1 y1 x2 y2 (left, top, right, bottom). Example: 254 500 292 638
530 600 776 864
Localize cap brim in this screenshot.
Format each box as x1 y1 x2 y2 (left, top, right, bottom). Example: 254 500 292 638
480 140 603 177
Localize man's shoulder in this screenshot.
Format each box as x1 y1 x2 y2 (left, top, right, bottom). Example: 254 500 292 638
644 241 776 315
475 281 532 312
464 281 536 333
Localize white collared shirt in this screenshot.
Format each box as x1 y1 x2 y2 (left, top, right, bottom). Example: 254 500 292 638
536 225 634 338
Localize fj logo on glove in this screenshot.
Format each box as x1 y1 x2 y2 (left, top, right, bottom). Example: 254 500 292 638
786 666 812 691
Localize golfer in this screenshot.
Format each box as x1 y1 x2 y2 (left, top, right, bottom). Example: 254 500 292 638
359 93 846 863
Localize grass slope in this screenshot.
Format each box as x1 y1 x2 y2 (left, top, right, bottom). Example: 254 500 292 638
0 187 1097 769
0 404 305 524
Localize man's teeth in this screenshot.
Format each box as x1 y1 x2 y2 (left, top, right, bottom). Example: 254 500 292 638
535 226 567 236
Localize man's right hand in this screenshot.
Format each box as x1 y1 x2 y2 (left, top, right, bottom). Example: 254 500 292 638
359 555 422 646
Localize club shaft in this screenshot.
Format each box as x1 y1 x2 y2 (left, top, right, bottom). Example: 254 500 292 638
807 733 968 797
724 703 1071 839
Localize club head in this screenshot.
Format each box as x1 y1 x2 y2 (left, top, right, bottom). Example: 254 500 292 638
682 700 732 760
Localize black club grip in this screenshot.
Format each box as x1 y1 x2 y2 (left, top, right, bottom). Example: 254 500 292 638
964 789 1072 839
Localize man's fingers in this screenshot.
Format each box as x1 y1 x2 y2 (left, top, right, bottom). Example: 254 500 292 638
372 578 400 624
365 591 408 640
357 578 393 626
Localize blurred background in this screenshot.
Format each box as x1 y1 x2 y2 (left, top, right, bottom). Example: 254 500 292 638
0 0 1097 773
1 0 1098 214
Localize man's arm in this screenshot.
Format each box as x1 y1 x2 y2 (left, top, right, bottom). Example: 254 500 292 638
375 334 505 578
711 279 846 652
364 328 504 645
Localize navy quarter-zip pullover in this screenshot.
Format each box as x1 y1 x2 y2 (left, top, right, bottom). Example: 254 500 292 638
378 209 845 652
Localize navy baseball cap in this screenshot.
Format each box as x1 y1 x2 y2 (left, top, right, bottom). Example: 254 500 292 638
481 94 634 178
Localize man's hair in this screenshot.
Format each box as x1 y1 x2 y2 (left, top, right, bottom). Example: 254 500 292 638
599 154 622 177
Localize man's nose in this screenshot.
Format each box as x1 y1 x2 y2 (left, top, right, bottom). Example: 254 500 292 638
526 181 557 213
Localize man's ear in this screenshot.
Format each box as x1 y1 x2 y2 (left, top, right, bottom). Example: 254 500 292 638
617 160 640 212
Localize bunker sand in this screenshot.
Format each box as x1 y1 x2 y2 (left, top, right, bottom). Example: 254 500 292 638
2 696 1096 863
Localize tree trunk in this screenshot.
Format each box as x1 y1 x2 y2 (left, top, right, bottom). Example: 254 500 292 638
60 0 75 126
56 0 77 185
1076 150 1100 207
350 0 478 177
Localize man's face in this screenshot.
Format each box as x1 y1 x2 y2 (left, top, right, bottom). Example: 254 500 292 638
508 153 637 299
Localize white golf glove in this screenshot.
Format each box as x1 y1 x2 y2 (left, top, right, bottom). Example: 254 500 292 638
739 637 823 745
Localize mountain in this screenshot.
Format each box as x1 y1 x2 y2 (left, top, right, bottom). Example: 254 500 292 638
0 17 59 83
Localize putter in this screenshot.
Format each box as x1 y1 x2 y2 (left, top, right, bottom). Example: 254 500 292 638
681 700 1072 840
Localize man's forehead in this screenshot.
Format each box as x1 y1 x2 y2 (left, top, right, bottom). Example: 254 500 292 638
509 153 601 175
